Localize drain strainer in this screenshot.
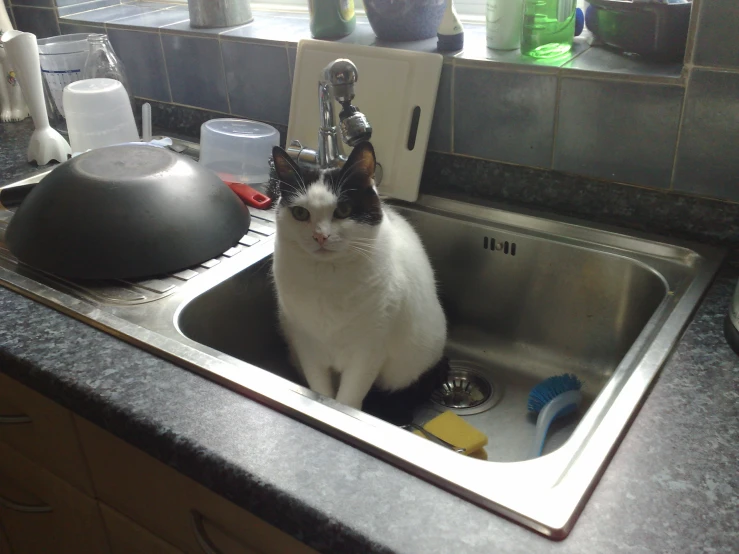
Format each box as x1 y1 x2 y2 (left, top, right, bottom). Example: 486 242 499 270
431 360 502 415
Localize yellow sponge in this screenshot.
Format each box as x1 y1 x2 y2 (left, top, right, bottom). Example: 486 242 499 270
413 411 488 455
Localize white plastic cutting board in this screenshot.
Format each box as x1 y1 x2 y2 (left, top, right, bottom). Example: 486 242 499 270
288 39 443 202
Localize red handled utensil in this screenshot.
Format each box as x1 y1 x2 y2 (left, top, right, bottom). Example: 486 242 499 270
221 179 272 210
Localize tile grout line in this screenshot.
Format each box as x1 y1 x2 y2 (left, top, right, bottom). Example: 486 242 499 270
217 36 233 115
157 28 175 104
449 60 455 154
684 0 703 67
669 68 692 192
549 70 563 170
285 43 293 83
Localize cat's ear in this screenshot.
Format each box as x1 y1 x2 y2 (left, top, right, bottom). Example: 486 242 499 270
272 146 303 196
341 142 376 188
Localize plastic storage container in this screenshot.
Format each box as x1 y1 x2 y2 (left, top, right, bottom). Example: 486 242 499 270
585 0 691 62
199 119 280 188
521 0 577 58
37 33 94 132
62 78 139 154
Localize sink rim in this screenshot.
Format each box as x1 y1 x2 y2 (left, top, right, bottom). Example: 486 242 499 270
0 178 726 539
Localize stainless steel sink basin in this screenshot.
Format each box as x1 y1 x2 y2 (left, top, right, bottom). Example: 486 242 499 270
0 167 724 538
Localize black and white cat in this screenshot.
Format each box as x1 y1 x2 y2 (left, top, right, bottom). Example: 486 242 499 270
271 142 447 410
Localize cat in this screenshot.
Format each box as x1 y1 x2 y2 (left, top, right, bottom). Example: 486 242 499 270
270 141 447 412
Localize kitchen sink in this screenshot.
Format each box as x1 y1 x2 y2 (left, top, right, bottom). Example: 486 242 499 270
0 168 724 538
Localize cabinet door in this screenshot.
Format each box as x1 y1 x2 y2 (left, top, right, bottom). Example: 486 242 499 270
0 441 110 554
76 416 318 554
0 372 94 494
100 502 185 554
0 521 11 554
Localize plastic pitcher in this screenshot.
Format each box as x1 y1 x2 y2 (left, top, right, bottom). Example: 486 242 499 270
36 33 93 130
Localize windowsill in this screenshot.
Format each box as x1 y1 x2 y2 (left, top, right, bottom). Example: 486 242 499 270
60 1 684 82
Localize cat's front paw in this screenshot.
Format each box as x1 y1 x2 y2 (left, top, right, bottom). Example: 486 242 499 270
9 107 28 121
0 108 11 122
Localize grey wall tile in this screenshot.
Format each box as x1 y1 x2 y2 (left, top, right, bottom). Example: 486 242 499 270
61 2 166 23
11 0 53 7
454 66 557 168
161 33 228 113
554 78 683 189
59 21 104 35
221 15 312 44
57 0 121 17
693 0 739 69
428 62 451 153
287 46 296 83
55 0 114 5
12 7 59 38
221 39 290 125
107 28 170 102
4 4 15 28
107 6 189 29
673 69 739 201
564 46 683 80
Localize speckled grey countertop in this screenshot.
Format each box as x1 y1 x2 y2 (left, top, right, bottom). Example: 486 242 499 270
1 120 737 554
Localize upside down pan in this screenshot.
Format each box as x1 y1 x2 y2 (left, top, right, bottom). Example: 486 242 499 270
5 143 251 280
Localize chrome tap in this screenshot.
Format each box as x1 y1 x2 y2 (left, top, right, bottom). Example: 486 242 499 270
287 58 375 175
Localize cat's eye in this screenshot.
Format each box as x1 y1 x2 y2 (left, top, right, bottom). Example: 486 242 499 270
333 202 352 219
291 206 310 221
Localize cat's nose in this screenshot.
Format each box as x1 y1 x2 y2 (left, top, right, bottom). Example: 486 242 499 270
312 232 329 246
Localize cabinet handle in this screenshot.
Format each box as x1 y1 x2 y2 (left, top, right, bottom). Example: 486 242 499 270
0 415 32 424
0 493 52 513
191 510 224 554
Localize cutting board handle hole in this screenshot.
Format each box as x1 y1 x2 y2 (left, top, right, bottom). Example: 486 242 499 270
407 106 421 151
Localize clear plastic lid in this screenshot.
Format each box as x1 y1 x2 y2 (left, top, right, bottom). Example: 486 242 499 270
199 119 280 186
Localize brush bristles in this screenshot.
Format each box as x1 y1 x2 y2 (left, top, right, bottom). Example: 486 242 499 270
527 373 582 413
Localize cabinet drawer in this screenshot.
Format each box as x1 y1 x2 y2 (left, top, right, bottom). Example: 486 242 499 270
0 372 94 494
100 502 185 554
76 416 318 554
0 441 110 554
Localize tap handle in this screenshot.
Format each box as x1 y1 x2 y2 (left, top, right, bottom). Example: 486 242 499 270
322 58 358 104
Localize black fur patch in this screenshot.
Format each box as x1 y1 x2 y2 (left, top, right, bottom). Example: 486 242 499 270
271 142 382 226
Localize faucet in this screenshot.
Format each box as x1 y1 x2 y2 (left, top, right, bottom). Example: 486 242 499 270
287 58 379 180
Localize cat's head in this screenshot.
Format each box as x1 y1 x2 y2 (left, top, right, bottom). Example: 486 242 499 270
271 142 381 260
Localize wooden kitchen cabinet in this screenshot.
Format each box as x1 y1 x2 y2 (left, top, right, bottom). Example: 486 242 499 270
76 416 318 554
0 372 94 495
0 523 11 554
0 440 110 554
100 502 186 554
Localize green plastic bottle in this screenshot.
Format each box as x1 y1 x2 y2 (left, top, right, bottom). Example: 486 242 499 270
308 0 356 40
521 0 576 59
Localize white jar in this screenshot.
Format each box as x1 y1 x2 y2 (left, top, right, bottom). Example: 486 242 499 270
486 0 525 51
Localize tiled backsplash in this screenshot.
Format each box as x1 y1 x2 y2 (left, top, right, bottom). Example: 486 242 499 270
5 0 738 208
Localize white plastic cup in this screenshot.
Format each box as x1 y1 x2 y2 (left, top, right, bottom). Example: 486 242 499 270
37 33 93 119
199 118 279 187
62 78 139 154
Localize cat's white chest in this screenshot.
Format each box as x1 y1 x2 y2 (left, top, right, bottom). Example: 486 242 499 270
276 259 372 341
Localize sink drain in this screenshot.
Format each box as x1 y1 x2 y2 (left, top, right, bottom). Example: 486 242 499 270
431 360 502 415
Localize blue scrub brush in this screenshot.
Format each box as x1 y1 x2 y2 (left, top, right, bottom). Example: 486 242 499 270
527 374 582 459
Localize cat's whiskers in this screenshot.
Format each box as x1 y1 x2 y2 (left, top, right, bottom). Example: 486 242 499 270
347 245 374 263
349 238 379 249
275 179 305 197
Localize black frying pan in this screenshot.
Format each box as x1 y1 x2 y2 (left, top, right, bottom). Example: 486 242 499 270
5 143 251 280
0 183 36 209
